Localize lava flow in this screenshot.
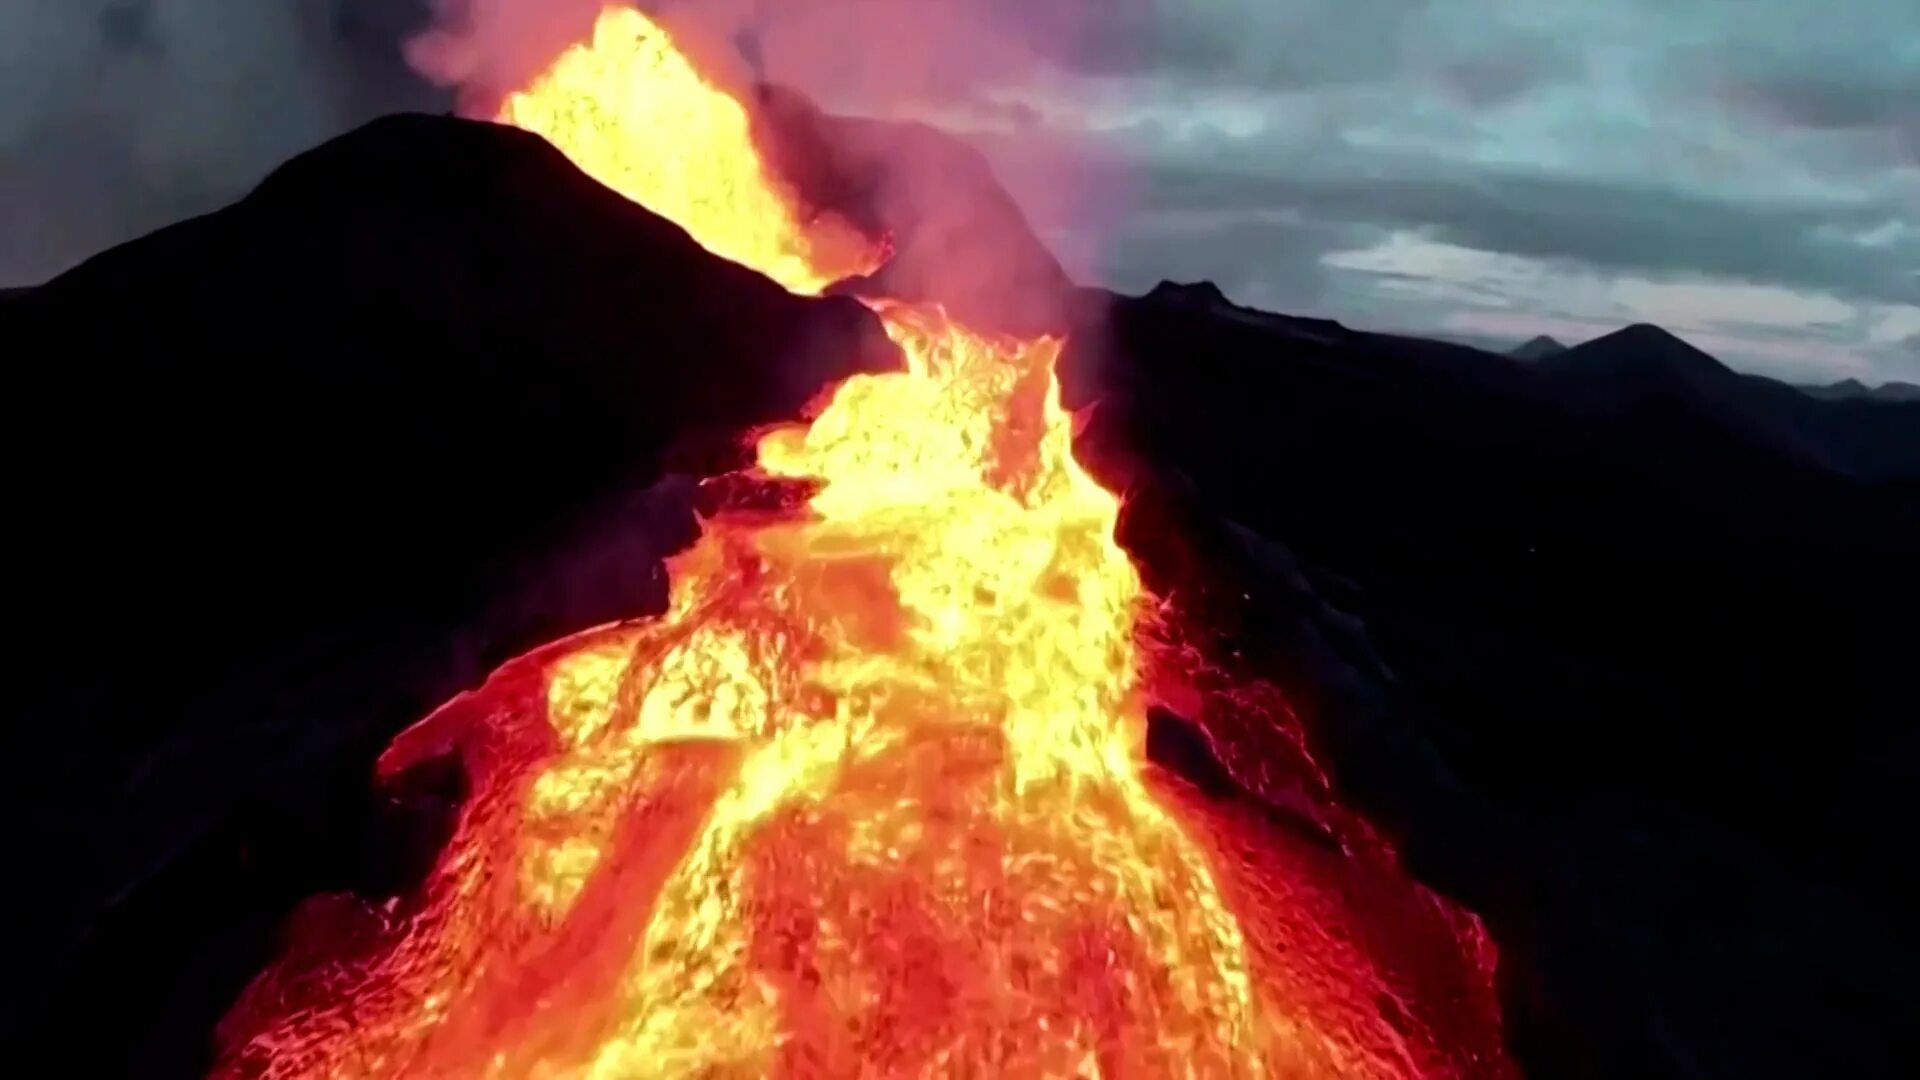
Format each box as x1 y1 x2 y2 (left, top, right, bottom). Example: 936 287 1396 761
216 7 1507 1078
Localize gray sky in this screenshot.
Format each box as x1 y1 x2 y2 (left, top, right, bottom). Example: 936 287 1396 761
4 1 1916 383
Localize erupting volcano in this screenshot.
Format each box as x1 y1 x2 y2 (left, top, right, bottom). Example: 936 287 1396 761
215 8 1508 1078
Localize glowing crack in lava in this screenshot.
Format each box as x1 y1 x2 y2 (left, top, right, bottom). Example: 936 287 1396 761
217 7 1508 1078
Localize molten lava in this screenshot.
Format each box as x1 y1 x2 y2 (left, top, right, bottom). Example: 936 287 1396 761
217 7 1508 1078
496 8 877 296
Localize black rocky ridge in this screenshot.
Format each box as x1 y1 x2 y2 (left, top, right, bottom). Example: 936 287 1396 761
4 111 1917 1080
1061 282 1919 1080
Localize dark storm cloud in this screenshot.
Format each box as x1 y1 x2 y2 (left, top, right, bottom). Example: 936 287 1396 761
1730 71 1920 132
1136 162 1917 306
1433 56 1547 109
1009 0 1433 89
98 3 161 55
1722 70 1920 167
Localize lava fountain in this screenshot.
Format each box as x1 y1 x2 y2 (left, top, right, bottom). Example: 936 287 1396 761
215 8 1508 1078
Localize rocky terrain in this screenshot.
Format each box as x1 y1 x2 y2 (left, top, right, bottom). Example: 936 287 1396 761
4 113 1916 1079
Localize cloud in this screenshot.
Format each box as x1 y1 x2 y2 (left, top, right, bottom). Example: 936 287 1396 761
1607 281 1856 334
1321 231 1915 382
1096 208 1380 316
1726 71 1920 135
1869 306 1920 345
1124 161 1915 305
1035 0 1429 89
978 0 1920 383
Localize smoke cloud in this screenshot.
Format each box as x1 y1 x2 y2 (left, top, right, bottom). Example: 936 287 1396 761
658 0 1137 292
409 0 1090 117
404 0 1136 321
0 0 446 285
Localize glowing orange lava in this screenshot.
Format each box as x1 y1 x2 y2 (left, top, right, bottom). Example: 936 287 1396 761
496 7 878 295
216 7 1508 1078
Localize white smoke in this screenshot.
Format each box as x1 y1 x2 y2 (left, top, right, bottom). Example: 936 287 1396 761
402 0 1137 301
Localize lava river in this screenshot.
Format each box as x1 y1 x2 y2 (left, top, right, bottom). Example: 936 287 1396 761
214 8 1511 1078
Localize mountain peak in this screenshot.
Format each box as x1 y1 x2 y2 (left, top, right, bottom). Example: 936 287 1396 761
1610 322 1695 347
1553 323 1731 383
1801 378 1920 403
1146 279 1231 306
1510 334 1567 361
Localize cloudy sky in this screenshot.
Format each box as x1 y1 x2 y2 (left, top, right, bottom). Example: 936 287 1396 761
4 1 1915 383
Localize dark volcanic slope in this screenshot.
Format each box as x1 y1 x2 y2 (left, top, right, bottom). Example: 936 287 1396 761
2 114 894 1076
1066 282 1920 1080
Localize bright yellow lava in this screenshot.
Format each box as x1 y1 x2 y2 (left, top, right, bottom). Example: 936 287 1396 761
498 6 878 295
486 9 1279 1065
460 279 1280 1072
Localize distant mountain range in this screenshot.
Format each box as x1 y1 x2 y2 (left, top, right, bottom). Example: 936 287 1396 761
1520 322 1920 480
1801 377 1920 403
1504 325 1919 405
1160 287 1920 484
